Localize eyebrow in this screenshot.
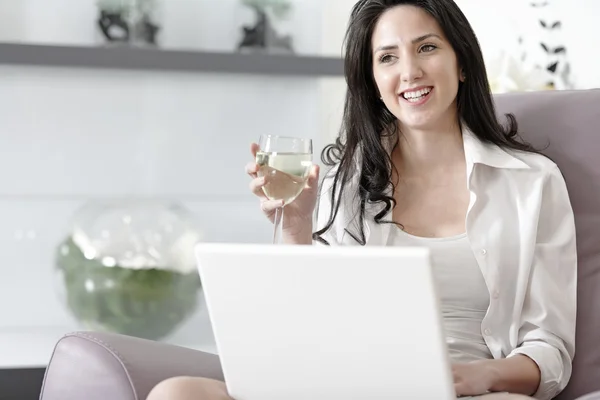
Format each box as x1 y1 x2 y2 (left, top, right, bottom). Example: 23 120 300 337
373 33 442 53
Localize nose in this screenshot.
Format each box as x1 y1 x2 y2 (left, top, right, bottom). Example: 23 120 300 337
399 55 423 82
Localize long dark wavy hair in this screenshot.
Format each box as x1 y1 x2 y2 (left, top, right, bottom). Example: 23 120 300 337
312 0 540 245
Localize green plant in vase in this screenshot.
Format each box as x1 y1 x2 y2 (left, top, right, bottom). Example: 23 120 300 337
55 200 203 341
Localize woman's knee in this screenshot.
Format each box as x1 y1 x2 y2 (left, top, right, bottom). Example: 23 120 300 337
146 376 231 400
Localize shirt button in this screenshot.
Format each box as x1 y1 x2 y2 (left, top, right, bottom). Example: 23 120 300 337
481 248 487 256
484 328 492 336
492 290 500 299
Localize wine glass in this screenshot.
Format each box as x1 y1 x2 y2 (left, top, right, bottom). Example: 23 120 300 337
256 135 313 244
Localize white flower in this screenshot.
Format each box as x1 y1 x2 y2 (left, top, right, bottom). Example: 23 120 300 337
486 51 554 93
72 227 202 274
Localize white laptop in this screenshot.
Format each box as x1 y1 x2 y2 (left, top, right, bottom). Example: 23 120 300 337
195 243 456 400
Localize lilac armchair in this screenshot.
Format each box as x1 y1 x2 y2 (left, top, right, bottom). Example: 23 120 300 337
39 89 600 400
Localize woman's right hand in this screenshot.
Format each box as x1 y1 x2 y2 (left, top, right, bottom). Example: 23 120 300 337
246 142 320 244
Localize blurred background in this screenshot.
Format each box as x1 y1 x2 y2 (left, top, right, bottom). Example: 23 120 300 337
0 0 598 392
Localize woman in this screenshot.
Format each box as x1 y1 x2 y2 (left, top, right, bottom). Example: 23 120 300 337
147 0 577 399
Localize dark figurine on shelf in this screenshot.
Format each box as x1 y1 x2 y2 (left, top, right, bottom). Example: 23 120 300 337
133 14 160 46
96 0 161 47
98 9 130 43
238 0 294 54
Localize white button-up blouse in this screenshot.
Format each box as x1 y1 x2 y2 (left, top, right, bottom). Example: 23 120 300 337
314 128 577 400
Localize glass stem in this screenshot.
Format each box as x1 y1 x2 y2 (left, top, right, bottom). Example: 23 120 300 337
273 206 284 244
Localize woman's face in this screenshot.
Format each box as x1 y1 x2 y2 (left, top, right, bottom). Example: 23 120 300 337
371 5 463 132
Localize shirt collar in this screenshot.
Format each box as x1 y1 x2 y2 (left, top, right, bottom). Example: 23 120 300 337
461 126 530 170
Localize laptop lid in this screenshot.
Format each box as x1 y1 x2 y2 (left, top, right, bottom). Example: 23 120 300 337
195 243 455 400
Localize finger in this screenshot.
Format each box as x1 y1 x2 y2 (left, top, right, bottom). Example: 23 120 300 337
249 176 269 198
306 164 320 189
261 199 284 213
246 161 259 178
250 142 260 158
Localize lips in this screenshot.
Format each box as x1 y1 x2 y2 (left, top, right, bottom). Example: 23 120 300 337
399 86 433 104
401 86 433 99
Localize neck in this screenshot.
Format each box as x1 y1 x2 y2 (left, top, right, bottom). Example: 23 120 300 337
393 120 464 177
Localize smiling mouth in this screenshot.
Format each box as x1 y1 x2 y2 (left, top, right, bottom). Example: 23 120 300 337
400 87 433 103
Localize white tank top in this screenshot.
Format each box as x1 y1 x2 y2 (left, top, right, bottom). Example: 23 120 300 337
387 226 493 363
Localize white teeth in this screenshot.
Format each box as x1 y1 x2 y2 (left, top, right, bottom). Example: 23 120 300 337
402 87 432 100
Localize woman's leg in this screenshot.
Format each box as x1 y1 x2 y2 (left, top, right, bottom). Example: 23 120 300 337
145 378 535 400
146 377 233 400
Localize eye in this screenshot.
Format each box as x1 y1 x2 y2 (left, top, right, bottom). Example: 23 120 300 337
419 44 437 53
378 54 396 64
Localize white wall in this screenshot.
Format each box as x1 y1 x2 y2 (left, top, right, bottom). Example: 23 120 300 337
0 66 322 324
319 0 353 145
0 0 328 359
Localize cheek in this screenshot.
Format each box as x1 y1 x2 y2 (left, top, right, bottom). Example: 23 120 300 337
430 58 461 90
373 68 397 95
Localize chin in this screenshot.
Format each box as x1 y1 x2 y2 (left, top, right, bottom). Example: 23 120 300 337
396 107 456 132
398 114 438 131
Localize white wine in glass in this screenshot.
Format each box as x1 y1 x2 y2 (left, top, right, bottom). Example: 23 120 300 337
256 135 313 244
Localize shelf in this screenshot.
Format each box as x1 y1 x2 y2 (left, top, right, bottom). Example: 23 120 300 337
0 42 344 77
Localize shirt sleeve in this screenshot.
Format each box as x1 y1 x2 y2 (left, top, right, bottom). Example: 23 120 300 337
507 164 577 400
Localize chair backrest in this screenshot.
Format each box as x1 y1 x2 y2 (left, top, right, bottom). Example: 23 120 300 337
493 89 600 400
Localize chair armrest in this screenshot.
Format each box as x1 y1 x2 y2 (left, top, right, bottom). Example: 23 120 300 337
40 331 223 400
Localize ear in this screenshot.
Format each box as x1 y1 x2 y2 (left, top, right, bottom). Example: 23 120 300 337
459 68 466 82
